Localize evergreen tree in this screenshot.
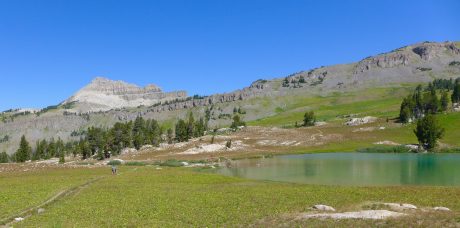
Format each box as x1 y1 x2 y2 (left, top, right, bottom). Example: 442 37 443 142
47 138 56 158
167 128 174 144
59 149 65 164
423 87 439 114
399 96 415 123
230 115 246 130
133 116 146 149
205 108 211 129
0 151 8 163
32 140 41 161
414 114 444 151
441 90 449 112
452 82 460 104
413 85 424 119
175 119 188 142
186 112 195 140
79 139 91 160
282 77 289 87
15 135 31 163
303 111 316 127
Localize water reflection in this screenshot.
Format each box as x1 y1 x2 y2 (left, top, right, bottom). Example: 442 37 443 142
216 153 460 186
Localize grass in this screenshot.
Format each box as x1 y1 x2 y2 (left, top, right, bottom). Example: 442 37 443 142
248 86 410 127
8 167 460 227
0 167 107 223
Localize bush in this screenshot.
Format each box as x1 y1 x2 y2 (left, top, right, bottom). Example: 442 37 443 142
125 161 147 166
159 159 184 167
357 145 413 153
107 160 122 166
226 140 232 148
303 111 316 127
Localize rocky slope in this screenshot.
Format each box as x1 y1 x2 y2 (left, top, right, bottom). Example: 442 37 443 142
64 77 187 112
1 41 459 154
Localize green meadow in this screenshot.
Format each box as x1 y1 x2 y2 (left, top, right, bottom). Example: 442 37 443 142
2 167 458 227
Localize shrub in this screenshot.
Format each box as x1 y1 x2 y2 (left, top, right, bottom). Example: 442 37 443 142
125 161 147 166
357 145 413 153
107 160 122 166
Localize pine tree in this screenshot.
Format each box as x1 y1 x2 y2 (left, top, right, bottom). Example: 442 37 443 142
167 128 174 144
0 151 8 163
414 114 444 151
175 119 188 142
399 96 415 123
441 90 449 112
452 83 460 104
230 115 246 130
303 111 316 127
59 150 65 164
15 135 31 163
186 112 195 140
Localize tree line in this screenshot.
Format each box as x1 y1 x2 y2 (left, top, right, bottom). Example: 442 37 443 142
399 77 460 123
399 77 460 151
1 112 247 163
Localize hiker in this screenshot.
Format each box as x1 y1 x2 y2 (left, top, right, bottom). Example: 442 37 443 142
111 164 117 175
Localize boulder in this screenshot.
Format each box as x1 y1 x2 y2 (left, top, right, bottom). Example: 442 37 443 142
434 207 451 211
345 116 377 126
312 204 336 212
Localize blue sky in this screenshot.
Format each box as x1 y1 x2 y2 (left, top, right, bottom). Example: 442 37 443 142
0 0 459 111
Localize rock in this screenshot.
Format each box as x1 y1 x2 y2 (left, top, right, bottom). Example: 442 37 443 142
401 204 417 209
383 203 417 211
181 161 189 166
434 207 451 211
15 217 24 222
312 204 336 212
140 145 153 150
121 148 137 154
297 210 405 220
314 121 327 126
345 116 377 126
374 141 400 146
37 208 45 214
63 77 187 112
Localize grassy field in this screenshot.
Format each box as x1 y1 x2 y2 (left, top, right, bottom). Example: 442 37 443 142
0 166 108 224
0 166 456 227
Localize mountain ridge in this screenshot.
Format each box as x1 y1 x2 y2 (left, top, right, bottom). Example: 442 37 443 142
1 40 459 154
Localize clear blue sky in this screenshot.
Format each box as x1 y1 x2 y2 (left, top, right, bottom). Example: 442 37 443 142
1 0 459 111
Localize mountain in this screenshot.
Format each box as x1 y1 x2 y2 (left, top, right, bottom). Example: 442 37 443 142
63 77 187 112
0 41 459 154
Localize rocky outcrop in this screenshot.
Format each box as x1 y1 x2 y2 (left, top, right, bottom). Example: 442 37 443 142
64 77 187 112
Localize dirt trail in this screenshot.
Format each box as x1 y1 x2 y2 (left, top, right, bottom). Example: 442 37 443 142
1 176 105 227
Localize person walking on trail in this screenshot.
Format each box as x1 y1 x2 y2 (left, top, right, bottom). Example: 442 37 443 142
111 164 117 175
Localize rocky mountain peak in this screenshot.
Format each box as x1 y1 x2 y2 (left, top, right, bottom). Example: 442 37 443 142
64 77 186 112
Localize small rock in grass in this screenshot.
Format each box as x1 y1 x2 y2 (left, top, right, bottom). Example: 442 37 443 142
181 161 189 166
15 217 24 222
384 203 417 210
434 207 451 211
37 208 45 214
313 204 336 212
401 204 417 209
